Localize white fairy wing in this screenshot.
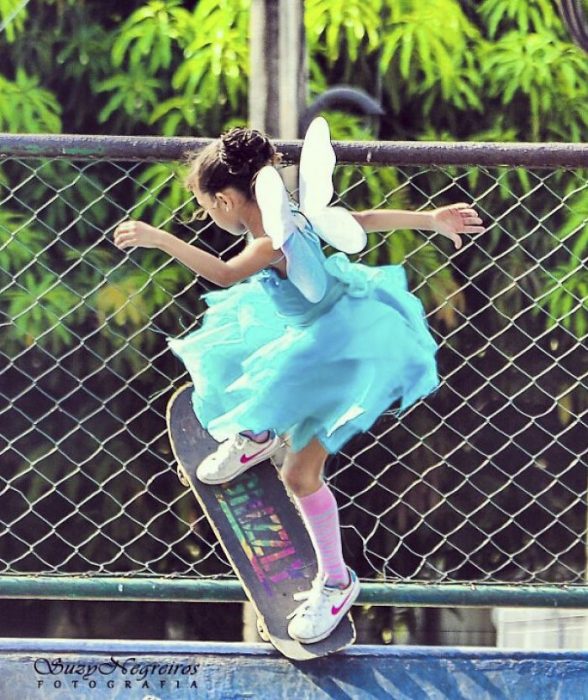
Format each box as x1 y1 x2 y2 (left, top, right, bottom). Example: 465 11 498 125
255 166 297 248
299 117 367 254
307 207 367 254
299 116 335 213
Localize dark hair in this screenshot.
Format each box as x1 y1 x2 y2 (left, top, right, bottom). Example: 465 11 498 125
185 127 281 200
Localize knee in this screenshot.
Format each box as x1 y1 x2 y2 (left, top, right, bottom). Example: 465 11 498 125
282 455 325 498
282 464 310 496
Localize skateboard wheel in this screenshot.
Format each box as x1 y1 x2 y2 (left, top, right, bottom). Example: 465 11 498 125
256 617 270 642
177 466 190 488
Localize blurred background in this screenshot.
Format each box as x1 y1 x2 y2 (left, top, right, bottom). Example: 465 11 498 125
0 0 587 648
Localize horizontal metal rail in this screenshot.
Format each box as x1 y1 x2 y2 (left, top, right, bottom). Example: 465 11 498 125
2 133 588 167
0 577 586 608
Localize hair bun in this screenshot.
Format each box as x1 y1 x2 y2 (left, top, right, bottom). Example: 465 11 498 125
220 128 274 176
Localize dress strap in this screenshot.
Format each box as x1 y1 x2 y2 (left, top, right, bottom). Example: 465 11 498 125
267 252 287 279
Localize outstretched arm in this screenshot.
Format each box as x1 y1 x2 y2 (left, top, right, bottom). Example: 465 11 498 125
113 221 279 286
352 203 484 250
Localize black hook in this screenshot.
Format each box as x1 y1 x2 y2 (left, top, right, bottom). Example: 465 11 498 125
300 86 384 136
558 0 588 52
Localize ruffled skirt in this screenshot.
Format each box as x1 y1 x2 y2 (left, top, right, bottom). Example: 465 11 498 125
168 253 439 454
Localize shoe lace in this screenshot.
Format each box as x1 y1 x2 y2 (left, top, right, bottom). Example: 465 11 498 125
286 574 327 621
217 434 247 457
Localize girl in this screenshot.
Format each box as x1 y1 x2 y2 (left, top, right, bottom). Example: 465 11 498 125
113 122 484 645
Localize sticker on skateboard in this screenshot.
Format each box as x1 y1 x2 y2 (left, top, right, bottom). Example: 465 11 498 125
166 384 356 660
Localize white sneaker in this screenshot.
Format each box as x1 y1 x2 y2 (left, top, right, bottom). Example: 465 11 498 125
197 432 283 484
287 568 359 644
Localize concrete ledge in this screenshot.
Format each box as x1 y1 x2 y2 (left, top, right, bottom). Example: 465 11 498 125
1 638 587 699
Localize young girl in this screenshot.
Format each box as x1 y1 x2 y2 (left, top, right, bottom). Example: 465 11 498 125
113 122 484 645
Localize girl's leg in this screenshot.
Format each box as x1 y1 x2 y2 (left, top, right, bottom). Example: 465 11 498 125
281 438 348 587
281 437 360 643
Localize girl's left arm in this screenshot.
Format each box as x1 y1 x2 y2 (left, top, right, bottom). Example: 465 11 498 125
352 203 484 250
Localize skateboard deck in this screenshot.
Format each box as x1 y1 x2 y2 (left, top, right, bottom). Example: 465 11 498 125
166 384 356 660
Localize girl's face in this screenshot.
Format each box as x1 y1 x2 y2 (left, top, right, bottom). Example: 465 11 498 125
193 186 247 237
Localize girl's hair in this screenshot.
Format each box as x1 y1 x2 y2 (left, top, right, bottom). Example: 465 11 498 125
185 127 281 200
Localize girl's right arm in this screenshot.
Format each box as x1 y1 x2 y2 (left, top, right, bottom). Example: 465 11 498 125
113 220 278 286
353 203 484 250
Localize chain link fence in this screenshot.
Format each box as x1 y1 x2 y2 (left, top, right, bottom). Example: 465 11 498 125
0 137 586 601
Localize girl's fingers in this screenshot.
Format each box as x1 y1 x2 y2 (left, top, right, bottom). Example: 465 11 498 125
114 221 136 235
114 232 135 248
114 221 140 246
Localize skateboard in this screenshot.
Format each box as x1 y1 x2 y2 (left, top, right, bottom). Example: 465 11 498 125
166 384 356 660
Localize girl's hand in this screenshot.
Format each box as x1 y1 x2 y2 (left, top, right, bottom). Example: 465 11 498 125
113 220 166 250
430 203 484 250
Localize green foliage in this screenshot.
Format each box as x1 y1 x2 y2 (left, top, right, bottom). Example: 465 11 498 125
55 23 113 81
478 0 561 37
0 69 61 132
538 262 588 339
129 162 194 226
0 210 47 272
5 270 83 352
380 0 482 115
95 273 151 329
534 190 588 339
54 0 252 137
480 32 588 140
96 69 163 125
306 0 383 63
172 0 249 117
112 0 190 73
0 0 27 42
95 254 191 329
148 93 203 135
10 159 111 240
90 254 192 373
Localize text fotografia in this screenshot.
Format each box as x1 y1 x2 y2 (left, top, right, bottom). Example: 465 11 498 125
34 656 199 692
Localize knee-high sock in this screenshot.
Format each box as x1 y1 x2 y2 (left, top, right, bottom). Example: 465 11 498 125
296 483 349 587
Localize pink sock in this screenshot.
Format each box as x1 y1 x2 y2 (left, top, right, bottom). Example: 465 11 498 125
296 483 349 587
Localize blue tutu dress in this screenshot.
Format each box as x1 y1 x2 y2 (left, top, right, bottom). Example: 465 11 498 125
168 217 440 454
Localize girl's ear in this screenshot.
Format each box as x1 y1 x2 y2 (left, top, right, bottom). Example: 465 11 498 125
216 189 240 212
214 191 228 210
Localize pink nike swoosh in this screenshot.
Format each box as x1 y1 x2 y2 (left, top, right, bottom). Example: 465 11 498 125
331 587 355 616
240 445 271 464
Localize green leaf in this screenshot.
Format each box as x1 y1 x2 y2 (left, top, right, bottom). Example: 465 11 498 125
6 271 83 352
0 70 61 133
0 0 28 42
0 210 46 273
111 0 190 73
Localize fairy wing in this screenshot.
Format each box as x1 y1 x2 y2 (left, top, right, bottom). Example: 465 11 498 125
299 116 335 213
298 117 367 254
255 166 297 248
255 165 327 303
305 207 367 254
